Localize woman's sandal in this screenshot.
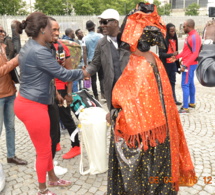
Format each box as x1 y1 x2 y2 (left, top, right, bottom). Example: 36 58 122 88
48 179 72 187
37 188 57 195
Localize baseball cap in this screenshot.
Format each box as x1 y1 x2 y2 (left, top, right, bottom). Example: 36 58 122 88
86 20 95 30
98 9 120 21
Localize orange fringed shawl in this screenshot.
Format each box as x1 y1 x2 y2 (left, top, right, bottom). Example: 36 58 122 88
112 52 195 190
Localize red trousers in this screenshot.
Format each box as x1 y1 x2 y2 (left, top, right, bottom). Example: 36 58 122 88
14 95 53 183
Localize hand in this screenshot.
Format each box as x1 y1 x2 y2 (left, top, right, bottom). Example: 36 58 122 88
57 58 66 67
82 65 88 70
106 112 111 124
173 51 178 56
170 56 176 62
14 54 19 60
64 94 73 106
180 65 186 72
56 93 64 106
82 69 90 78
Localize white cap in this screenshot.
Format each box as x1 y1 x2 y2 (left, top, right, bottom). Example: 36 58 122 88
98 9 120 21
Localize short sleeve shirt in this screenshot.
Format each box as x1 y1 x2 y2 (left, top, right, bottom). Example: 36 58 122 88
53 41 71 90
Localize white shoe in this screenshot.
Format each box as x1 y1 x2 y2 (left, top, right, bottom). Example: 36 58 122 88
34 160 59 170
54 166 68 176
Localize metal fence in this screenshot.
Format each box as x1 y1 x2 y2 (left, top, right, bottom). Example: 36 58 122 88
0 15 212 43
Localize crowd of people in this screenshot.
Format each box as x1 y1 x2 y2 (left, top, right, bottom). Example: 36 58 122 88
0 2 206 195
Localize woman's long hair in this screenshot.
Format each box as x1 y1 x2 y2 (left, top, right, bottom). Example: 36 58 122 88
166 23 178 51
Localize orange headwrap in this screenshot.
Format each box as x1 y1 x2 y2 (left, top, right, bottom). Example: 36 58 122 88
121 4 166 52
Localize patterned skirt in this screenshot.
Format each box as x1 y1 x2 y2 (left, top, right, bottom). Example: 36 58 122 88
107 130 178 195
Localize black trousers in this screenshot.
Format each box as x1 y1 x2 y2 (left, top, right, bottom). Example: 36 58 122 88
164 62 177 102
48 102 60 159
90 62 104 97
57 89 79 147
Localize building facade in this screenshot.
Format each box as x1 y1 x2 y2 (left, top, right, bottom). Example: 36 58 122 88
171 0 208 9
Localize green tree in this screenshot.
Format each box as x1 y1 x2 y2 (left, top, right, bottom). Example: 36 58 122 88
159 4 171 16
71 0 97 15
72 0 145 15
101 0 143 15
153 0 161 8
153 0 171 16
0 0 27 15
35 0 71 15
185 3 200 16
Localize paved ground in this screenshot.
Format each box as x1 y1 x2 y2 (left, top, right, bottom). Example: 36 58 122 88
1 74 215 195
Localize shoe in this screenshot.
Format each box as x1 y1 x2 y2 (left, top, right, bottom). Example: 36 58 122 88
48 179 72 187
189 103 196 108
56 143 61 152
178 107 189 113
175 101 182 106
54 165 68 176
62 146 81 159
37 188 56 195
7 156 28 165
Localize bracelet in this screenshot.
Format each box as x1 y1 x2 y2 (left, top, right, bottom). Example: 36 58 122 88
67 93 72 96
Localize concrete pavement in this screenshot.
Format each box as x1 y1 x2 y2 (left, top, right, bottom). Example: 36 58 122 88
1 74 215 195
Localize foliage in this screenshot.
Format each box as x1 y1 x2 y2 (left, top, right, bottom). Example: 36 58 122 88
159 4 171 16
0 0 27 15
153 0 171 16
72 0 144 15
185 3 200 16
153 0 161 8
0 0 172 16
35 0 70 15
34 0 145 15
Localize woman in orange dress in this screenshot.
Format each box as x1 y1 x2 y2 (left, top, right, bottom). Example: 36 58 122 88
108 3 195 194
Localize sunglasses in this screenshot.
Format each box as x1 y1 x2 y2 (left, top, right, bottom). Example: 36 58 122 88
99 19 115 25
0 30 4 33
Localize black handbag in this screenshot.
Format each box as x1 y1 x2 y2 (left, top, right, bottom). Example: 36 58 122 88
196 44 215 87
10 68 20 84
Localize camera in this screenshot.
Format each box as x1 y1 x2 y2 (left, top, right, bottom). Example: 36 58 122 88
209 7 215 17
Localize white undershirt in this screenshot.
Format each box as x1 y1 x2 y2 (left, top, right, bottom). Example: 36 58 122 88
107 35 118 49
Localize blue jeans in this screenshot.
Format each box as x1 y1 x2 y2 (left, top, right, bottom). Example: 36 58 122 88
72 81 79 92
0 94 16 158
181 64 197 108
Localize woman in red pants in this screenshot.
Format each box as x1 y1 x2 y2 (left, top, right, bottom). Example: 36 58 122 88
13 12 87 195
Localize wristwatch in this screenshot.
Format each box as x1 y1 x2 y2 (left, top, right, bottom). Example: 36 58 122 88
181 65 187 69
67 93 72 96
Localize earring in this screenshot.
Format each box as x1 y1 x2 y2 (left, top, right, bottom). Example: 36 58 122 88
41 31 45 34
